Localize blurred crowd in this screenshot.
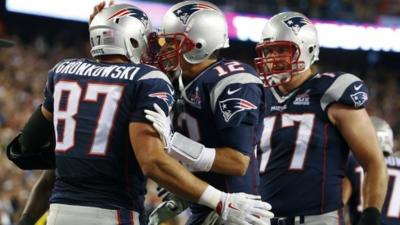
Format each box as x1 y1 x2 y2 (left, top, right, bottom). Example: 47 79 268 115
157 0 400 22
0 31 399 224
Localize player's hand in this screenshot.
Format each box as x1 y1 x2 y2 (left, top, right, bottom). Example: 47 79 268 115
89 0 115 24
218 193 274 225
144 103 173 150
148 189 190 225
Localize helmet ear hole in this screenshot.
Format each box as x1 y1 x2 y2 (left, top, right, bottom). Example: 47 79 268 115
130 38 139 48
308 46 314 54
195 42 202 49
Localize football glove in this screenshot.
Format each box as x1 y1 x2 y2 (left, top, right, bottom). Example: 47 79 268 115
217 192 273 225
144 103 173 150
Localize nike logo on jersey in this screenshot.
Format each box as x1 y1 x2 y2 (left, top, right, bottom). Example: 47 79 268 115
354 84 363 91
227 87 242 95
228 203 239 211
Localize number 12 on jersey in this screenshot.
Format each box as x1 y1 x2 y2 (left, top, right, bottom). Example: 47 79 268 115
259 113 315 173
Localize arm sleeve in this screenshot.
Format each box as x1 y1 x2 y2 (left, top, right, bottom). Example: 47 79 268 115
130 70 174 122
320 73 369 111
42 71 55 113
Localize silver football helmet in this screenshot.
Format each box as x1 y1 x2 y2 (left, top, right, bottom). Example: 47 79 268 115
254 11 319 87
156 0 229 73
371 116 394 155
89 4 153 64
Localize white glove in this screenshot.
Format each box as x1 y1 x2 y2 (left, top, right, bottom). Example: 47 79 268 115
144 103 173 150
145 104 216 172
218 192 274 225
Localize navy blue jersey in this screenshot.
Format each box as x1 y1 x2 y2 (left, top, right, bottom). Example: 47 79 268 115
259 72 369 217
346 154 400 225
171 59 266 224
43 58 174 215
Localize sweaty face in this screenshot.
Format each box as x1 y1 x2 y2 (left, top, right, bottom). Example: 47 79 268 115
155 33 195 73
262 44 293 73
254 41 301 87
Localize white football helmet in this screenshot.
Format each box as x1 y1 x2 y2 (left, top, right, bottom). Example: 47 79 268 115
89 4 153 64
254 12 319 87
371 116 394 155
156 0 229 73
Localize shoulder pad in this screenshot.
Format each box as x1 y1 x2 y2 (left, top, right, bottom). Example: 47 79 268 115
320 73 368 111
210 72 263 111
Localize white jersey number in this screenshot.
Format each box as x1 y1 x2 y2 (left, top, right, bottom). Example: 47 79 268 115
53 81 124 155
259 113 315 173
355 166 400 218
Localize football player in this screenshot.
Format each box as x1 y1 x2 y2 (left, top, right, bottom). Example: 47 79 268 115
144 1 274 225
343 116 400 225
253 12 388 225
9 4 271 225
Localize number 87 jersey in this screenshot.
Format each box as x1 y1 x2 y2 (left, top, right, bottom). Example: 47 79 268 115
259 72 369 217
42 58 174 215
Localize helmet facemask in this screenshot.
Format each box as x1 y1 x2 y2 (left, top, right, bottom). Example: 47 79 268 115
155 33 195 73
254 40 305 87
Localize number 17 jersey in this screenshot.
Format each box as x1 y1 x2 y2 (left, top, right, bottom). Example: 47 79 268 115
259 72 369 217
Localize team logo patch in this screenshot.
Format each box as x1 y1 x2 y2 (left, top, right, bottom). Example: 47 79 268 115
149 92 174 108
219 98 257 122
173 3 216 24
108 8 149 27
283 16 309 34
350 92 368 107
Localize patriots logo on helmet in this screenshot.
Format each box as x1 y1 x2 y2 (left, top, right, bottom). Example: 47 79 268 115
149 92 175 108
283 16 309 34
108 8 149 27
219 98 257 122
173 3 217 24
350 91 368 108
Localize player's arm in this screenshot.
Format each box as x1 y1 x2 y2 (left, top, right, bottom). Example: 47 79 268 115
211 147 249 176
328 104 387 221
130 122 207 202
146 76 263 176
133 71 272 225
18 170 55 225
130 122 273 225
145 107 250 176
7 105 55 170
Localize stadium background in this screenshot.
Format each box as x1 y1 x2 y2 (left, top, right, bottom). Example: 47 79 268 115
0 0 399 224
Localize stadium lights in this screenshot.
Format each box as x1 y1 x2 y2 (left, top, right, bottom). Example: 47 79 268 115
6 0 400 52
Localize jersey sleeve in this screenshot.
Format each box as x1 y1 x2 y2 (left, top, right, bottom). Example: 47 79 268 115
130 70 174 123
210 72 265 154
320 73 369 111
42 70 55 112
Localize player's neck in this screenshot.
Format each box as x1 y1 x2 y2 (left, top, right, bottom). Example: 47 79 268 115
278 69 314 95
181 58 217 80
96 55 130 64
